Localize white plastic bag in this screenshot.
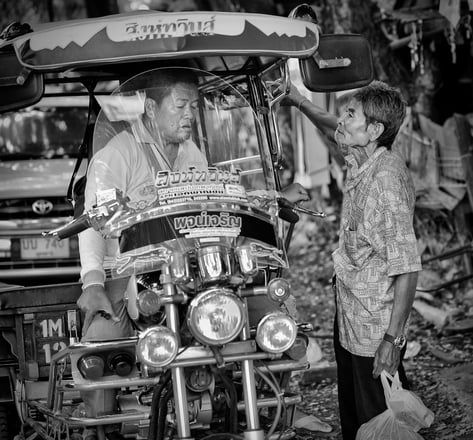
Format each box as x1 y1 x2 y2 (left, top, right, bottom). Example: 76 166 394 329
355 409 424 440
381 371 434 431
355 370 434 440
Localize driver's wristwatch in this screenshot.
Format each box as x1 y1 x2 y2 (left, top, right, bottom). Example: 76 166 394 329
383 333 407 349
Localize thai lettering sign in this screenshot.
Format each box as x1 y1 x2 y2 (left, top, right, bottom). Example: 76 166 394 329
124 15 216 40
173 211 242 239
155 168 247 206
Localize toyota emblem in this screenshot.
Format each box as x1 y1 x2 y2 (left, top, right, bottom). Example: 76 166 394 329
32 199 54 215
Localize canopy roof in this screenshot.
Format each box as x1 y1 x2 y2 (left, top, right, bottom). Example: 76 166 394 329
0 10 319 74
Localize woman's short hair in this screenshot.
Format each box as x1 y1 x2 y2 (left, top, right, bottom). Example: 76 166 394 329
352 80 406 149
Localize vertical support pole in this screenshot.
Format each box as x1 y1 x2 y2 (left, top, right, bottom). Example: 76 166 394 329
161 264 194 440
240 318 265 440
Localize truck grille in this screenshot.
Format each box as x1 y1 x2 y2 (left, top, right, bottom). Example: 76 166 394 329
0 197 73 220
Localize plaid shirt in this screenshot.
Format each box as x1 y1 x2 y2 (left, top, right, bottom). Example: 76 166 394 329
333 147 422 357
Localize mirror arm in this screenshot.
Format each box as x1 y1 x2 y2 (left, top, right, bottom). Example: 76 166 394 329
267 62 290 108
0 65 31 87
268 63 290 168
313 52 352 69
259 62 289 168
16 67 31 85
270 111 283 168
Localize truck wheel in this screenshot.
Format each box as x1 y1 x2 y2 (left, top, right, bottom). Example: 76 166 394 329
0 403 20 440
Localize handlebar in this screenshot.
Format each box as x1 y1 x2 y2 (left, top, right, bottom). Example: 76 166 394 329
44 197 325 240
278 198 326 218
279 207 300 224
44 190 127 241
43 214 90 240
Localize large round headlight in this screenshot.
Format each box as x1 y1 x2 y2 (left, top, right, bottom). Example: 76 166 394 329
187 288 245 345
256 311 297 353
137 326 178 368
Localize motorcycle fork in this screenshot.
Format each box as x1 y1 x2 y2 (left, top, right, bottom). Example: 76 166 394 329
240 301 265 440
161 265 194 440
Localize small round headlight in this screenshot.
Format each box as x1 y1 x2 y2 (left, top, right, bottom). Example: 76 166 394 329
256 311 297 353
187 288 245 345
137 326 178 368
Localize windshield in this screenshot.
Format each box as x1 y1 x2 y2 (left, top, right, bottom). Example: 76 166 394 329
0 97 89 160
89 67 286 278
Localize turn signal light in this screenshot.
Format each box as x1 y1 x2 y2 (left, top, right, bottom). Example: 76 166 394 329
109 352 134 376
137 288 162 316
267 278 291 303
78 355 105 380
185 365 214 392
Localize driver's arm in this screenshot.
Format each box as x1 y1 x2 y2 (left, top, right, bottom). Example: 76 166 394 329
79 150 118 292
77 148 126 333
78 227 108 290
78 229 120 333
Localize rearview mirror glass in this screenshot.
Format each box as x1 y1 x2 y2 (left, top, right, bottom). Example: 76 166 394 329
299 33 374 93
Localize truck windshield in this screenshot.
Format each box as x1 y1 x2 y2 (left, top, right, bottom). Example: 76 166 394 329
0 99 88 160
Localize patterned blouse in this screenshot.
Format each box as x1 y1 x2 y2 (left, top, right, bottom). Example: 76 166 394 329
332 147 422 357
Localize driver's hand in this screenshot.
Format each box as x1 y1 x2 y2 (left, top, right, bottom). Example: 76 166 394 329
77 284 120 336
280 183 310 204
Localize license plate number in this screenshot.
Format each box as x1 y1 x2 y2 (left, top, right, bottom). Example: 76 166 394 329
20 237 70 259
24 311 76 370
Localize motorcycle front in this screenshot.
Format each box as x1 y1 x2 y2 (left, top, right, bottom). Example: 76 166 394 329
40 66 316 440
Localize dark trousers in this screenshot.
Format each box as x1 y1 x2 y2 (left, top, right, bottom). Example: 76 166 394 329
333 318 409 440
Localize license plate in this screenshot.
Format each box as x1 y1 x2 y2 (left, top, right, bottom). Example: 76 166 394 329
24 310 77 377
20 237 70 259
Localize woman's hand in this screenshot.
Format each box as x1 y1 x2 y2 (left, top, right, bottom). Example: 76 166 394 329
280 82 308 108
280 183 310 204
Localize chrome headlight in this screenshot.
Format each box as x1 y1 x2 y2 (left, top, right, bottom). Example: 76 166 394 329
197 245 232 284
137 326 178 368
256 311 297 353
235 245 258 276
187 288 245 345
170 251 191 283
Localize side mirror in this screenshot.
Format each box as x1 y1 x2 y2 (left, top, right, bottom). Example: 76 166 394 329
0 50 44 113
299 33 374 93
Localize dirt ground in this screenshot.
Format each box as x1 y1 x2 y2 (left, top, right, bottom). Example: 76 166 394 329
284 197 473 440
